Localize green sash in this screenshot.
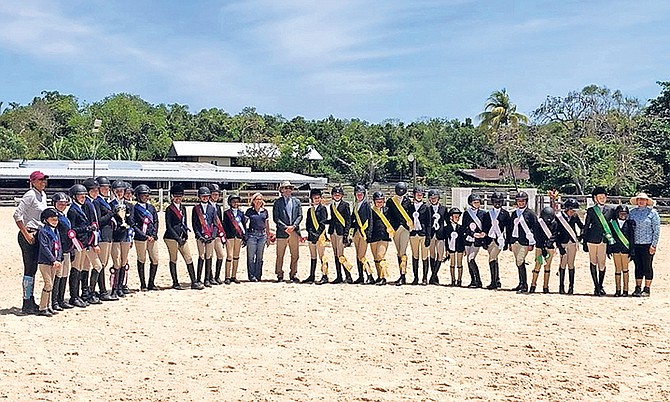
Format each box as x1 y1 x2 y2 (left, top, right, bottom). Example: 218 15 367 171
593 205 615 245
610 219 630 249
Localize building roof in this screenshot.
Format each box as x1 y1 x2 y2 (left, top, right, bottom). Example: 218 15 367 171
0 160 327 187
168 141 323 161
458 168 530 182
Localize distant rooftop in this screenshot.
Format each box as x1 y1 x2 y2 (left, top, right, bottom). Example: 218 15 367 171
168 141 323 161
458 168 530 182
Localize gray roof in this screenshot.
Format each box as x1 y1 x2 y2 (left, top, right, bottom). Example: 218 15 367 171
0 160 327 186
168 141 323 161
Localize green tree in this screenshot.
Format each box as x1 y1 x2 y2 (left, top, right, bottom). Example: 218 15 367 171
477 89 529 189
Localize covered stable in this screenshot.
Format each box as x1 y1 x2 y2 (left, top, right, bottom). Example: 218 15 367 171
167 141 323 167
0 159 327 191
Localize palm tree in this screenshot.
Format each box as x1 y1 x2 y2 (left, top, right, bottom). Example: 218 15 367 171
478 89 528 190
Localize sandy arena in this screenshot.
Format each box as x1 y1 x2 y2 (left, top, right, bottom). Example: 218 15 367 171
1 206 669 401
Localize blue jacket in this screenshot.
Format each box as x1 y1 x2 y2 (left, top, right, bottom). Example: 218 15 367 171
37 226 63 265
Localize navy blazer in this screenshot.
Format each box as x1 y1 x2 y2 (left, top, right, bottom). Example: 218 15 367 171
273 196 303 238
192 203 219 241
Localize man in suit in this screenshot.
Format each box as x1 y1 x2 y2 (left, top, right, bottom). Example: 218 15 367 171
273 181 303 282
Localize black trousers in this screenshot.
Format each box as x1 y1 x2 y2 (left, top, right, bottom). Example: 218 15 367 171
633 244 654 280
18 231 39 277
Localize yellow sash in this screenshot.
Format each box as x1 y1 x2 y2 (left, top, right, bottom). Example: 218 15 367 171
353 204 368 240
373 206 395 236
309 206 320 231
310 206 327 245
331 203 346 227
392 196 414 229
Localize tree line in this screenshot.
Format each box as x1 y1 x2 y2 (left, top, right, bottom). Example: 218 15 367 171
1 82 670 196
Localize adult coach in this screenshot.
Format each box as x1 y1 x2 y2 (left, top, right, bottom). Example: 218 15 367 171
628 193 660 297
14 171 49 314
273 181 303 282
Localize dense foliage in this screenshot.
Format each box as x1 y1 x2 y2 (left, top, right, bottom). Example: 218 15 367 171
1 83 669 195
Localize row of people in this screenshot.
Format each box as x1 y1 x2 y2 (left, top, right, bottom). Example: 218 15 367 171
15 174 660 316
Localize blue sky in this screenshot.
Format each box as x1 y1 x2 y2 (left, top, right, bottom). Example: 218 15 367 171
1 0 668 123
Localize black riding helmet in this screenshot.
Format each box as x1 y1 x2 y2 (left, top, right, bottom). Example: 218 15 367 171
448 207 462 216
208 183 220 193
52 192 70 204
197 186 211 197
615 204 630 215
354 184 366 194
83 178 99 191
111 180 126 190
467 193 482 205
491 191 505 203
427 189 440 198
540 206 555 223
134 184 151 197
40 207 59 223
228 194 242 204
372 191 384 201
331 186 344 195
563 198 580 210
69 184 87 198
395 182 408 196
515 191 529 201
170 185 184 197
96 176 111 186
310 188 322 198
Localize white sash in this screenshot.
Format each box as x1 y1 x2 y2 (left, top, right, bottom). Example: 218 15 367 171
556 212 578 243
448 224 458 251
487 208 505 249
466 208 482 243
538 219 553 241
512 209 535 245
412 202 423 231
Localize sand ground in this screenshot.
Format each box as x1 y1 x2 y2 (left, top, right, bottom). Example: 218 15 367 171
1 206 669 401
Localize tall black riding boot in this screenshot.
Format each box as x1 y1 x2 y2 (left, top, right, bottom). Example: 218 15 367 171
515 264 528 293
69 269 85 307
344 262 353 284
86 270 101 304
494 260 501 288
467 260 477 288
558 269 566 294
589 264 599 296
187 262 204 289
353 260 365 284
420 259 429 285
115 268 127 297
137 261 147 291
214 259 224 285
598 268 606 296
58 275 73 308
51 277 63 311
169 262 182 289
486 261 497 290
80 270 93 304
332 259 343 284
98 268 117 301
568 269 575 295
202 259 213 287
512 264 524 291
196 258 204 285
147 263 159 290
410 258 420 285
303 259 317 283
472 261 482 288
432 260 441 285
